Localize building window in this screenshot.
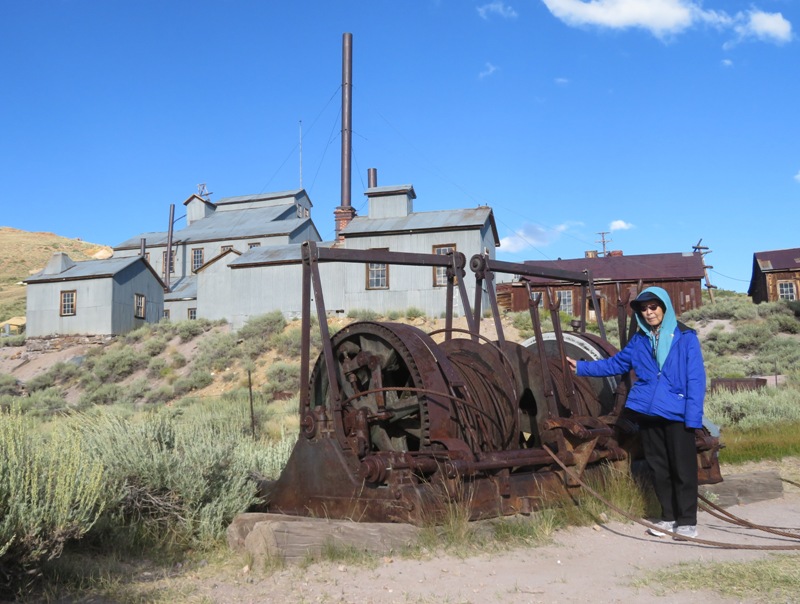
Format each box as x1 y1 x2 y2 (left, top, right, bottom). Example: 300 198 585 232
778 281 796 300
557 290 573 314
433 244 456 287
60 290 77 316
188 308 197 320
162 250 175 275
162 309 170 320
367 249 389 290
248 242 261 249
134 294 146 319
221 245 233 253
192 248 204 271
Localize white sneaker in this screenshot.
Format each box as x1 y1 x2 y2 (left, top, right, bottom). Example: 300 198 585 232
646 520 675 537
673 525 698 539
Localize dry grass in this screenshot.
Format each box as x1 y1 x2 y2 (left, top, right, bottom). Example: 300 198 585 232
0 226 112 322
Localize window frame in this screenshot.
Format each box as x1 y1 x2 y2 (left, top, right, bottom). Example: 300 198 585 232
366 248 389 290
60 290 77 316
134 293 146 319
191 248 204 271
161 250 175 275
557 289 573 314
187 308 197 320
432 244 456 287
778 281 797 300
248 242 261 249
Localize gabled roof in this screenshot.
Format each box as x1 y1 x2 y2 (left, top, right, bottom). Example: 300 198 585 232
340 207 500 246
25 256 166 288
521 252 705 284
114 209 316 249
194 248 242 273
752 248 800 272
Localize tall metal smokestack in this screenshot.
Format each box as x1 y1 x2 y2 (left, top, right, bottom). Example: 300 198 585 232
368 168 377 189
334 32 357 242
341 32 352 209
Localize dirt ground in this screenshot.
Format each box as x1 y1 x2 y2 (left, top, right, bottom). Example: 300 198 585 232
172 482 800 604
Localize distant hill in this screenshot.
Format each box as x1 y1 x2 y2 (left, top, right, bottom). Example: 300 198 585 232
0 226 113 323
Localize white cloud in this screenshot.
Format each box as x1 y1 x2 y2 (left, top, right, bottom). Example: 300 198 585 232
499 222 573 253
609 219 634 231
736 10 792 44
540 0 793 44
479 62 499 78
721 58 733 67
477 1 518 20
555 77 570 85
794 170 800 183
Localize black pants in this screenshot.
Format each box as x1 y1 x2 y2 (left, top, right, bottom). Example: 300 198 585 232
638 416 698 526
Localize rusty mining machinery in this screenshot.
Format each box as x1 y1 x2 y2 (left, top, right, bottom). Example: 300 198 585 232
260 242 722 525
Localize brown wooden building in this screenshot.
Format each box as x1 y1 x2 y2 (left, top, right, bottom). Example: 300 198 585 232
748 248 800 304
496 251 707 322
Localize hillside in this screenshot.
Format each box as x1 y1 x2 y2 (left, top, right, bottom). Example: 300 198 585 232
0 226 113 322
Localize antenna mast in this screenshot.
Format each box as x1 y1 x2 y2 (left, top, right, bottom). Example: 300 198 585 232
596 231 611 257
693 239 717 304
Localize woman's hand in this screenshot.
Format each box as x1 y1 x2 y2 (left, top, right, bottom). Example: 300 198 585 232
566 356 577 373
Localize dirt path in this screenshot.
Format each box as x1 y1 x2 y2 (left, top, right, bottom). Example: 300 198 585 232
173 486 800 604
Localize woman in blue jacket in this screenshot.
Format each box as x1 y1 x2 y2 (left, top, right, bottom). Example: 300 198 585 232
567 286 706 539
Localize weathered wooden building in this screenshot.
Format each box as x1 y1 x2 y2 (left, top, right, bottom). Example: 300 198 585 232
25 253 165 337
748 247 800 303
496 251 707 322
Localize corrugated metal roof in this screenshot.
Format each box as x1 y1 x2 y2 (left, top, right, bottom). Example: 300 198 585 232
25 256 147 283
521 252 705 284
166 275 197 300
341 207 495 237
228 241 337 268
753 248 800 272
115 206 311 249
215 190 305 206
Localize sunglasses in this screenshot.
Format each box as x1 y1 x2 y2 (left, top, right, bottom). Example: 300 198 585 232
639 303 661 312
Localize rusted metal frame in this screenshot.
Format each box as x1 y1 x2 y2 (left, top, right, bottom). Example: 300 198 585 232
480 258 590 283
615 282 631 349
301 242 345 441
469 254 505 346
451 251 477 337
585 272 606 340
545 286 582 416
523 282 560 421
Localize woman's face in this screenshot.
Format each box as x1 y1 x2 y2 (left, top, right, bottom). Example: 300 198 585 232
640 302 664 328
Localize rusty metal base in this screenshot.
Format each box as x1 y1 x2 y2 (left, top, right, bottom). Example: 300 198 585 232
257 438 618 526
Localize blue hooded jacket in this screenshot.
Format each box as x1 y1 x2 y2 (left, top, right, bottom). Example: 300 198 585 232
575 286 706 428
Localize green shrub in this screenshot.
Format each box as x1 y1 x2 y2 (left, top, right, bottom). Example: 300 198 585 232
193 332 240 373
142 336 168 357
84 348 148 382
405 307 425 320
172 371 213 397
386 310 401 320
264 362 301 395
170 352 187 369
346 308 380 321
0 335 25 348
0 375 18 397
79 384 124 407
147 356 168 379
237 312 286 357
175 319 211 342
27 362 81 393
74 408 262 547
0 412 109 596
706 386 800 430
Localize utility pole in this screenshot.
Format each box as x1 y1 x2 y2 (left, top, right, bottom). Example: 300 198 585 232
596 232 611 257
693 239 717 304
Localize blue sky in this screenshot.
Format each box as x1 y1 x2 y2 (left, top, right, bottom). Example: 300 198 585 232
2 1 797 293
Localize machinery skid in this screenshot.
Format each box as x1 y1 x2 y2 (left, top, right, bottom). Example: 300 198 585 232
260 243 722 525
